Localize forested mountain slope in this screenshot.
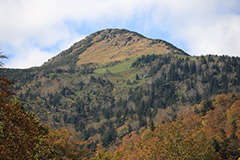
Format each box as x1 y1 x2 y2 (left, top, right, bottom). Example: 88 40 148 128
1 29 240 151
94 93 240 159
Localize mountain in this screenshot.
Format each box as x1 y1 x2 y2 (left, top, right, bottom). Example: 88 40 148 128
43 29 187 68
1 29 240 153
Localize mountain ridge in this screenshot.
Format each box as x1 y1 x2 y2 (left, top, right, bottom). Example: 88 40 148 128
43 29 188 68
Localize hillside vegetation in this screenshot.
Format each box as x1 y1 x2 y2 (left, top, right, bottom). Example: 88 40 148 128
0 77 90 159
1 29 240 159
94 93 240 159
1 77 239 159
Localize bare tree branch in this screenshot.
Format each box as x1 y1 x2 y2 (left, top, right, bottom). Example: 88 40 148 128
0 51 8 67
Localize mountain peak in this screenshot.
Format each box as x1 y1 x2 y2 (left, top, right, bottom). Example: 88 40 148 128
85 28 146 40
44 29 187 67
79 28 147 50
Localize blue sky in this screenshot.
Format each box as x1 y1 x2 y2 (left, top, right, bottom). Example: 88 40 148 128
1 0 240 68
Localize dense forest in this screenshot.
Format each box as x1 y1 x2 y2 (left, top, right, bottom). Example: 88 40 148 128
1 29 240 159
2 54 239 147
1 75 239 159
94 93 240 159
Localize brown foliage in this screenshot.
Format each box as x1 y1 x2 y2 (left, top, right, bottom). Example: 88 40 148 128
0 77 91 159
46 127 91 159
0 77 48 159
93 121 219 160
93 93 240 160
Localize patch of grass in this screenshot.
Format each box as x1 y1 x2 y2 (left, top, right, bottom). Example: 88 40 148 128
172 53 189 59
94 58 136 75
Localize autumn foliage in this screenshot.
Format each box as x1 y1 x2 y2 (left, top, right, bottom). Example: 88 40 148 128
0 77 45 159
1 75 239 159
93 94 240 160
93 122 218 159
1 56 239 159
0 77 90 159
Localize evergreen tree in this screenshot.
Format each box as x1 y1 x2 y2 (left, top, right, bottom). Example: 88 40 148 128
136 73 140 80
101 124 117 147
149 119 155 131
128 123 132 134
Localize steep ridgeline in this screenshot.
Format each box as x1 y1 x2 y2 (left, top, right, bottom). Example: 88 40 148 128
1 29 240 149
43 29 187 68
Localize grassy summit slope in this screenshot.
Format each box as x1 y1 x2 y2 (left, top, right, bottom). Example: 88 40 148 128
43 29 187 68
76 29 186 65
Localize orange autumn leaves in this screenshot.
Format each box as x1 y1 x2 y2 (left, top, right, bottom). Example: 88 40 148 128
46 127 91 159
95 122 218 160
0 77 44 159
0 77 90 159
94 94 240 160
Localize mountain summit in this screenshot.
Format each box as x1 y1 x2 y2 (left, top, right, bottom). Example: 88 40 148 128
44 29 187 67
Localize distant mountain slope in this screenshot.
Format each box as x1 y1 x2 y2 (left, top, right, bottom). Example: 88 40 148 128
43 29 187 67
96 93 240 160
1 29 240 153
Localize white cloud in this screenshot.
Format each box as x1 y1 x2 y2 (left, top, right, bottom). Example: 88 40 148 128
181 14 240 56
148 0 240 56
6 46 55 69
4 33 84 69
0 0 240 68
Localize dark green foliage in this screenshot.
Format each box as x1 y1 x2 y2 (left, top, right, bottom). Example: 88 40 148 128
1 53 240 150
190 61 196 74
149 119 155 131
128 123 132 134
200 100 214 116
207 55 215 62
201 56 207 64
102 108 111 120
139 117 147 127
136 73 140 80
101 123 117 147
